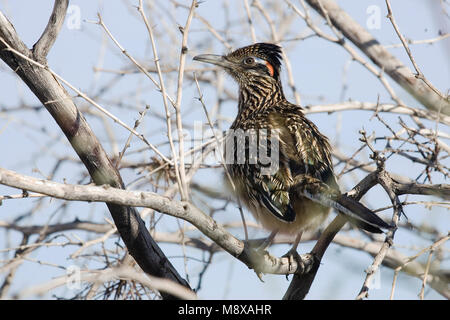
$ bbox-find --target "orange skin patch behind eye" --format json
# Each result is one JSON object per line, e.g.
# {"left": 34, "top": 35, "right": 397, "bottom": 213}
{"left": 265, "top": 61, "right": 274, "bottom": 77}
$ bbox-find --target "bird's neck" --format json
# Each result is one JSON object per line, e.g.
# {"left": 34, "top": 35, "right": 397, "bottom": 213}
{"left": 237, "top": 78, "right": 285, "bottom": 114}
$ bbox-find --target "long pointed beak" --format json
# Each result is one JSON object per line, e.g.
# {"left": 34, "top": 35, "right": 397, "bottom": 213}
{"left": 193, "top": 54, "right": 234, "bottom": 69}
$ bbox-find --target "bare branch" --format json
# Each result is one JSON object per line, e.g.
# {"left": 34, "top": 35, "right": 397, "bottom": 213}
{"left": 304, "top": 102, "right": 450, "bottom": 126}
{"left": 304, "top": 0, "right": 450, "bottom": 116}
{"left": 0, "top": 167, "right": 315, "bottom": 276}
{"left": 17, "top": 266, "right": 197, "bottom": 300}
{"left": 385, "top": 0, "right": 447, "bottom": 101}
{"left": 0, "top": 9, "right": 190, "bottom": 299}
{"left": 32, "top": 0, "right": 69, "bottom": 62}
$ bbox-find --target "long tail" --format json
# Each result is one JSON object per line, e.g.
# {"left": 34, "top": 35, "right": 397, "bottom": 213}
{"left": 335, "top": 194, "right": 392, "bottom": 233}
{"left": 301, "top": 190, "right": 393, "bottom": 233}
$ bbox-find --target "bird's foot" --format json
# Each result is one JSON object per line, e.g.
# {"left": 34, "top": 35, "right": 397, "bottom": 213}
{"left": 251, "top": 246, "right": 279, "bottom": 282}
{"left": 254, "top": 246, "right": 277, "bottom": 266}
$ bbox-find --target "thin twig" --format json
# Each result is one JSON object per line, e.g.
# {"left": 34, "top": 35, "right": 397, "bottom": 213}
{"left": 385, "top": 0, "right": 448, "bottom": 101}
{"left": 137, "top": 0, "right": 185, "bottom": 198}
{"left": 0, "top": 36, "right": 171, "bottom": 165}
{"left": 172, "top": 0, "right": 198, "bottom": 200}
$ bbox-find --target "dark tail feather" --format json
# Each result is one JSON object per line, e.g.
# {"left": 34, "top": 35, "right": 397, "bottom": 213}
{"left": 299, "top": 189, "right": 392, "bottom": 233}
{"left": 336, "top": 195, "right": 393, "bottom": 233}
{"left": 345, "top": 217, "right": 384, "bottom": 233}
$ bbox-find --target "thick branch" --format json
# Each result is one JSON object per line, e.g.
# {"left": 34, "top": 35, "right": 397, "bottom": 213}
{"left": 32, "top": 0, "right": 69, "bottom": 62}
{"left": 0, "top": 167, "right": 315, "bottom": 276}
{"left": 283, "top": 215, "right": 346, "bottom": 300}
{"left": 282, "top": 171, "right": 379, "bottom": 300}
{"left": 0, "top": 8, "right": 190, "bottom": 299}
{"left": 394, "top": 182, "right": 450, "bottom": 200}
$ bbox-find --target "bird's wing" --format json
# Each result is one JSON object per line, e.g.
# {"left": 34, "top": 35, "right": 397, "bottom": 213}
{"left": 239, "top": 107, "right": 337, "bottom": 223}
{"left": 268, "top": 107, "right": 338, "bottom": 190}
{"left": 268, "top": 106, "right": 392, "bottom": 232}
{"left": 225, "top": 119, "right": 297, "bottom": 222}
{"left": 248, "top": 165, "right": 296, "bottom": 222}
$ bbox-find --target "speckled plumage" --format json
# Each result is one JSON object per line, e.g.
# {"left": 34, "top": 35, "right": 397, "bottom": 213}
{"left": 194, "top": 43, "right": 391, "bottom": 237}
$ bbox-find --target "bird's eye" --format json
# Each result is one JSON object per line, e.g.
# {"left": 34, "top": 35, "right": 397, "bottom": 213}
{"left": 243, "top": 57, "right": 255, "bottom": 65}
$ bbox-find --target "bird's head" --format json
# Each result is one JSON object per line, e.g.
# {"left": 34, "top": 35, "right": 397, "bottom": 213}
{"left": 194, "top": 43, "right": 283, "bottom": 86}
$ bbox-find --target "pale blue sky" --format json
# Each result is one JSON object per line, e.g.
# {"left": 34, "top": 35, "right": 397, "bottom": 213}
{"left": 0, "top": 0, "right": 448, "bottom": 299}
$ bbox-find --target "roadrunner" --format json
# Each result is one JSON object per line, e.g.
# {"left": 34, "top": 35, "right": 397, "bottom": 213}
{"left": 194, "top": 43, "right": 391, "bottom": 258}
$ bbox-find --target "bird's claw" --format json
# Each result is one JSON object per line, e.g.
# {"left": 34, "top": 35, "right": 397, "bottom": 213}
{"left": 282, "top": 248, "right": 304, "bottom": 275}
{"left": 255, "top": 271, "right": 265, "bottom": 282}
